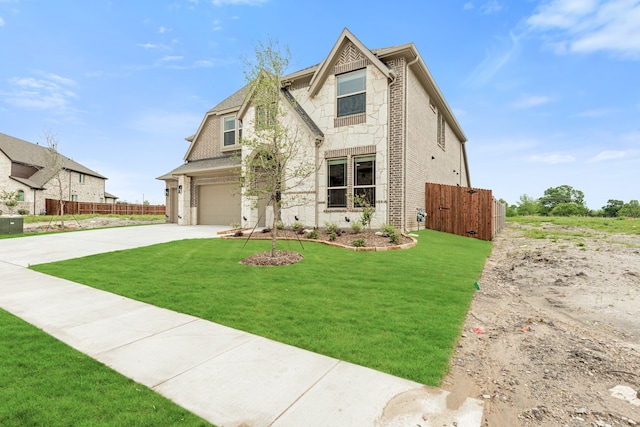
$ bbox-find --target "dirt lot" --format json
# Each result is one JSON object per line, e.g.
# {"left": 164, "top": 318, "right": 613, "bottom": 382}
{"left": 22, "top": 216, "right": 166, "bottom": 232}
{"left": 443, "top": 222, "right": 640, "bottom": 426}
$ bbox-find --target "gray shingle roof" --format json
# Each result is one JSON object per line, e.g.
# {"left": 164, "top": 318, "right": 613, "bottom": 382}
{"left": 157, "top": 155, "right": 240, "bottom": 180}
{"left": 0, "top": 132, "right": 107, "bottom": 190}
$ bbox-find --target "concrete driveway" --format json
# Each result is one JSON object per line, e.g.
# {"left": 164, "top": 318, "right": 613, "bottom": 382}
{"left": 0, "top": 224, "right": 483, "bottom": 426}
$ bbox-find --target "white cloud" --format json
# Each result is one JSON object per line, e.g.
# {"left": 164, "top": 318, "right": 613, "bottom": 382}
{"left": 526, "top": 0, "right": 640, "bottom": 59}
{"left": 481, "top": 0, "right": 503, "bottom": 14}
{"left": 211, "top": 0, "right": 267, "bottom": 5}
{"left": 127, "top": 110, "right": 202, "bottom": 136}
{"left": 137, "top": 43, "right": 158, "bottom": 49}
{"left": 589, "top": 150, "right": 626, "bottom": 162}
{"left": 465, "top": 32, "right": 522, "bottom": 85}
{"left": 2, "top": 73, "right": 78, "bottom": 111}
{"left": 158, "top": 26, "right": 167, "bottom": 34}
{"left": 571, "top": 108, "right": 616, "bottom": 118}
{"left": 528, "top": 153, "right": 576, "bottom": 164}
{"left": 160, "top": 55, "right": 183, "bottom": 62}
{"left": 0, "top": 16, "right": 4, "bottom": 26}
{"left": 511, "top": 95, "right": 553, "bottom": 108}
{"left": 464, "top": 2, "right": 474, "bottom": 10}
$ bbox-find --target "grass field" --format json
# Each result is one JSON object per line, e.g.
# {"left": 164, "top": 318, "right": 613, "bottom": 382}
{"left": 32, "top": 228, "right": 492, "bottom": 386}
{"left": 0, "top": 309, "right": 211, "bottom": 427}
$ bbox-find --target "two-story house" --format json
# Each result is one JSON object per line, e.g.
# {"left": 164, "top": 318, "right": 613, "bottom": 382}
{"left": 0, "top": 132, "right": 111, "bottom": 215}
{"left": 158, "top": 28, "right": 470, "bottom": 231}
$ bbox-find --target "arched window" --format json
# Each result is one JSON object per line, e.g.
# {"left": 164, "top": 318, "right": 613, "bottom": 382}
{"left": 17, "top": 190, "right": 25, "bottom": 202}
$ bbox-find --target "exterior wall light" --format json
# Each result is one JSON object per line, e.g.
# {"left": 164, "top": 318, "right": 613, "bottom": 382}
{"left": 178, "top": 185, "right": 183, "bottom": 194}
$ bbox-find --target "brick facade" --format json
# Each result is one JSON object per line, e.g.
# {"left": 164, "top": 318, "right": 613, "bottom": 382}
{"left": 387, "top": 57, "right": 406, "bottom": 228}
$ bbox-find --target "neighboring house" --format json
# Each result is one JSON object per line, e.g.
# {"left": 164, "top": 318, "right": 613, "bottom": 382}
{"left": 0, "top": 132, "right": 112, "bottom": 215}
{"left": 158, "top": 28, "right": 470, "bottom": 231}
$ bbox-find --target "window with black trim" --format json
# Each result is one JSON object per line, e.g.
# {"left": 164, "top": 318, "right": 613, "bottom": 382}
{"left": 337, "top": 69, "right": 366, "bottom": 117}
{"left": 327, "top": 158, "right": 347, "bottom": 208}
{"left": 79, "top": 173, "right": 85, "bottom": 183}
{"left": 354, "top": 155, "right": 375, "bottom": 207}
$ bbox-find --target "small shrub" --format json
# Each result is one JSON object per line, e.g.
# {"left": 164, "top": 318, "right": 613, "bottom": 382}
{"left": 276, "top": 221, "right": 285, "bottom": 230}
{"left": 306, "top": 229, "right": 319, "bottom": 239}
{"left": 230, "top": 221, "right": 240, "bottom": 230}
{"left": 18, "top": 209, "right": 29, "bottom": 215}
{"left": 328, "top": 232, "right": 337, "bottom": 241}
{"left": 351, "top": 238, "right": 366, "bottom": 247}
{"left": 292, "top": 221, "right": 304, "bottom": 231}
{"left": 380, "top": 223, "right": 395, "bottom": 237}
{"left": 389, "top": 231, "right": 401, "bottom": 245}
{"left": 325, "top": 221, "right": 339, "bottom": 233}
{"left": 350, "top": 221, "right": 363, "bottom": 233}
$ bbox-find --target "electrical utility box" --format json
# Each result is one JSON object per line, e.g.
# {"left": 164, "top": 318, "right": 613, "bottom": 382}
{"left": 0, "top": 217, "right": 24, "bottom": 235}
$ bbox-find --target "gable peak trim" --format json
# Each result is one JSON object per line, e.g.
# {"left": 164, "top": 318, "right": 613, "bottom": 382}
{"left": 308, "top": 28, "right": 395, "bottom": 98}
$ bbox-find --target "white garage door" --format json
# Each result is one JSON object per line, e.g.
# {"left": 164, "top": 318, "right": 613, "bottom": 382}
{"left": 198, "top": 183, "right": 240, "bottom": 225}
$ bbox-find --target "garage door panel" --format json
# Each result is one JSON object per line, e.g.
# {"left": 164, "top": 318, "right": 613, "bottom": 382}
{"left": 198, "top": 183, "right": 240, "bottom": 225}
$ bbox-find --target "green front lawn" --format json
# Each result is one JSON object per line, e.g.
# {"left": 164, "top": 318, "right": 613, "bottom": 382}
{"left": 0, "top": 309, "right": 211, "bottom": 427}
{"left": 32, "top": 229, "right": 492, "bottom": 386}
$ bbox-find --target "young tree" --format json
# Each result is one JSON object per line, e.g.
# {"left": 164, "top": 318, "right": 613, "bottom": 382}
{"left": 240, "top": 39, "right": 316, "bottom": 258}
{"left": 43, "top": 132, "right": 69, "bottom": 229}
{"left": 0, "top": 190, "right": 20, "bottom": 215}
{"left": 516, "top": 194, "right": 539, "bottom": 216}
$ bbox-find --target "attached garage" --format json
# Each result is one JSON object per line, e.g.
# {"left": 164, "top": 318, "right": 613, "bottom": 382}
{"left": 198, "top": 183, "right": 240, "bottom": 225}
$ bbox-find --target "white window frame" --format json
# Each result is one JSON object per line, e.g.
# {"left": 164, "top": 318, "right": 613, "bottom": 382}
{"left": 222, "top": 115, "right": 242, "bottom": 150}
{"left": 79, "top": 173, "right": 86, "bottom": 183}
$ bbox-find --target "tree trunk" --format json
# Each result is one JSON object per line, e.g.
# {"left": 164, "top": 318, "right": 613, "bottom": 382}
{"left": 59, "top": 200, "right": 65, "bottom": 230}
{"left": 270, "top": 198, "right": 278, "bottom": 257}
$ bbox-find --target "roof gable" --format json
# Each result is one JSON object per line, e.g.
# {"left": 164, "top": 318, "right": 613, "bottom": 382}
{"left": 0, "top": 132, "right": 107, "bottom": 184}
{"left": 308, "top": 28, "right": 395, "bottom": 98}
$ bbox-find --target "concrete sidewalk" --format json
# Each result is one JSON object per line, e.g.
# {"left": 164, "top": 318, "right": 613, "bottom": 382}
{"left": 0, "top": 224, "right": 483, "bottom": 426}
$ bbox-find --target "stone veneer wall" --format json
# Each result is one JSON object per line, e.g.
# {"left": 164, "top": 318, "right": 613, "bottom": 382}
{"left": 387, "top": 57, "right": 406, "bottom": 229}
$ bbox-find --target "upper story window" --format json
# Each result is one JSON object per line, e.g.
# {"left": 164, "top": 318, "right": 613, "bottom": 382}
{"left": 223, "top": 116, "right": 241, "bottom": 147}
{"left": 337, "top": 69, "right": 366, "bottom": 117}
{"left": 256, "top": 104, "right": 277, "bottom": 130}
{"left": 79, "top": 173, "right": 86, "bottom": 183}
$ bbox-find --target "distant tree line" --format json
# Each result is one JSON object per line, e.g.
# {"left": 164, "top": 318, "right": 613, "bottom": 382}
{"left": 501, "top": 185, "right": 639, "bottom": 218}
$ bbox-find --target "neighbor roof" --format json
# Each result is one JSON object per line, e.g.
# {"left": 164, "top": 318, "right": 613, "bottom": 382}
{"left": 0, "top": 132, "right": 107, "bottom": 190}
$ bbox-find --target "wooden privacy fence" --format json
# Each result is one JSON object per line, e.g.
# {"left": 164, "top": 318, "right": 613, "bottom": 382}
{"left": 425, "top": 183, "right": 505, "bottom": 241}
{"left": 46, "top": 199, "right": 166, "bottom": 216}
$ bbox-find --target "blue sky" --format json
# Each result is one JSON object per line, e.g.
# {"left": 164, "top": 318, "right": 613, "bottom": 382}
{"left": 0, "top": 0, "right": 638, "bottom": 208}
